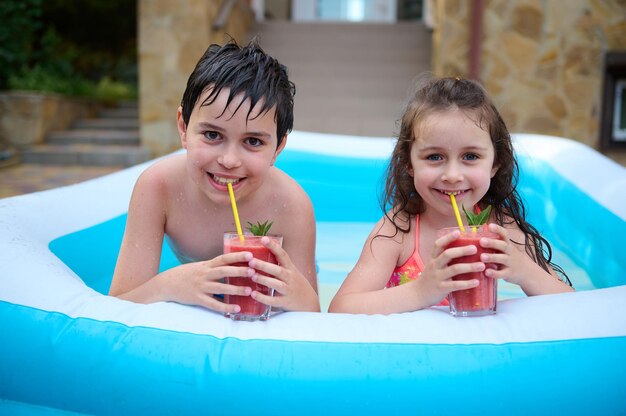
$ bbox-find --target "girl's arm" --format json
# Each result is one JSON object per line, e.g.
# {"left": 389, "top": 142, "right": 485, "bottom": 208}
{"left": 480, "top": 223, "right": 575, "bottom": 296}
{"left": 328, "top": 218, "right": 404, "bottom": 314}
{"left": 328, "top": 218, "right": 479, "bottom": 314}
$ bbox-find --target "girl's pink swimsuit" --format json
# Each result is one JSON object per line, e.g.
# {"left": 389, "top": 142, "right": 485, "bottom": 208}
{"left": 386, "top": 215, "right": 449, "bottom": 306}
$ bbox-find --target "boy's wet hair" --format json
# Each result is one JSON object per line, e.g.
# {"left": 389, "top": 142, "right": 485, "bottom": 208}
{"left": 382, "top": 76, "right": 570, "bottom": 285}
{"left": 180, "top": 39, "right": 295, "bottom": 147}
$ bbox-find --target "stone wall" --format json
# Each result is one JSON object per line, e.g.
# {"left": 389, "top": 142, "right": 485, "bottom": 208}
{"left": 432, "top": 0, "right": 626, "bottom": 166}
{"left": 0, "top": 91, "right": 100, "bottom": 149}
{"left": 139, "top": 0, "right": 253, "bottom": 156}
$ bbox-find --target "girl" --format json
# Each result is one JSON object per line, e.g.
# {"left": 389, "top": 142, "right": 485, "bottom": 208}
{"left": 329, "top": 77, "right": 573, "bottom": 315}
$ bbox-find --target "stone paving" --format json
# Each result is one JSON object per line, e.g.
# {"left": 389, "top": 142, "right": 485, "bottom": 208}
{"left": 0, "top": 163, "right": 123, "bottom": 199}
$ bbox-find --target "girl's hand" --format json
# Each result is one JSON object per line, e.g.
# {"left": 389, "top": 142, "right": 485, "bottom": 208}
{"left": 158, "top": 251, "right": 256, "bottom": 314}
{"left": 479, "top": 223, "right": 544, "bottom": 287}
{"left": 247, "top": 237, "right": 321, "bottom": 312}
{"left": 415, "top": 230, "right": 484, "bottom": 306}
{"left": 459, "top": 223, "right": 573, "bottom": 296}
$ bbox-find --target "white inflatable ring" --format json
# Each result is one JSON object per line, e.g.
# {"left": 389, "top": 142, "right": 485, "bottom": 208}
{"left": 1, "top": 132, "right": 625, "bottom": 415}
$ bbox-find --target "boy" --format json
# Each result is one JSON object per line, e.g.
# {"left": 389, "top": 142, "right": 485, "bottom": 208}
{"left": 109, "top": 41, "right": 320, "bottom": 313}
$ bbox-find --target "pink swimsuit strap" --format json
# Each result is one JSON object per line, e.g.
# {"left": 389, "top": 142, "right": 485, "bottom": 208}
{"left": 386, "top": 216, "right": 449, "bottom": 306}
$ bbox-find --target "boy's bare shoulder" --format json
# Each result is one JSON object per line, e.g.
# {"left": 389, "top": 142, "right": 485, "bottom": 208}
{"left": 134, "top": 154, "right": 186, "bottom": 195}
{"left": 256, "top": 168, "right": 314, "bottom": 236}
{"left": 269, "top": 167, "right": 313, "bottom": 209}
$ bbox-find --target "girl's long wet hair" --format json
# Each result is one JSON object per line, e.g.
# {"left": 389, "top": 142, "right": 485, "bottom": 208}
{"left": 383, "top": 76, "right": 570, "bottom": 285}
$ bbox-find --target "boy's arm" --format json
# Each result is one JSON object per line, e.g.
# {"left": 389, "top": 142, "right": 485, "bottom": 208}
{"left": 281, "top": 192, "right": 317, "bottom": 292}
{"left": 109, "top": 167, "right": 167, "bottom": 301}
{"left": 248, "top": 177, "right": 320, "bottom": 312}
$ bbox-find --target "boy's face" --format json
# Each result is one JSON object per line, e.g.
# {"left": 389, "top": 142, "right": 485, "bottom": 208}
{"left": 178, "top": 87, "right": 286, "bottom": 205}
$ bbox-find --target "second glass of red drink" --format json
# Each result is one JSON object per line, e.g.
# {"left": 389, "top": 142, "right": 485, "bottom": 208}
{"left": 438, "top": 225, "right": 501, "bottom": 317}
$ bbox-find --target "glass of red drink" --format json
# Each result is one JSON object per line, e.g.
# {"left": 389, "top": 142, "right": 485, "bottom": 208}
{"left": 223, "top": 232, "right": 283, "bottom": 321}
{"left": 438, "top": 225, "right": 501, "bottom": 317}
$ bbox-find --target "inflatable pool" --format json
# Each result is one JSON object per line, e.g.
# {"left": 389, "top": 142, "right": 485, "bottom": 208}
{"left": 1, "top": 132, "right": 625, "bottom": 415}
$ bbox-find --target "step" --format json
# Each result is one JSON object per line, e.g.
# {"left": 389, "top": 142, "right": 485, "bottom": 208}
{"left": 115, "top": 100, "right": 139, "bottom": 109}
{"left": 73, "top": 118, "right": 139, "bottom": 130}
{"left": 253, "top": 22, "right": 430, "bottom": 50}
{"left": 254, "top": 21, "right": 428, "bottom": 39}
{"left": 0, "top": 146, "right": 20, "bottom": 169}
{"left": 255, "top": 26, "right": 429, "bottom": 59}
{"left": 294, "top": 113, "right": 398, "bottom": 137}
{"left": 252, "top": 20, "right": 431, "bottom": 137}
{"left": 294, "top": 105, "right": 402, "bottom": 137}
{"left": 47, "top": 129, "right": 140, "bottom": 146}
{"left": 292, "top": 93, "right": 408, "bottom": 137}
{"left": 292, "top": 74, "right": 418, "bottom": 99}
{"left": 21, "top": 144, "right": 151, "bottom": 167}
{"left": 98, "top": 107, "right": 139, "bottom": 119}
{"left": 263, "top": 38, "right": 427, "bottom": 57}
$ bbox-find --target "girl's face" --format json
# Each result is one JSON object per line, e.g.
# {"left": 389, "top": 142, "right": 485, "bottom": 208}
{"left": 409, "top": 108, "right": 498, "bottom": 220}
{"left": 177, "top": 87, "right": 286, "bottom": 205}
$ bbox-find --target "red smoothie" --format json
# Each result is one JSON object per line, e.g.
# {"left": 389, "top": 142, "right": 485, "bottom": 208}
{"left": 441, "top": 225, "right": 500, "bottom": 317}
{"left": 223, "top": 233, "right": 282, "bottom": 321}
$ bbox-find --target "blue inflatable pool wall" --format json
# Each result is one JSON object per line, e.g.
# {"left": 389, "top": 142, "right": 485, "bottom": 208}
{"left": 1, "top": 132, "right": 626, "bottom": 415}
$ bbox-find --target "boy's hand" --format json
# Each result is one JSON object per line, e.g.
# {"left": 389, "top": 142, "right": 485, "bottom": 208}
{"left": 160, "top": 251, "right": 255, "bottom": 314}
{"left": 247, "top": 237, "right": 320, "bottom": 312}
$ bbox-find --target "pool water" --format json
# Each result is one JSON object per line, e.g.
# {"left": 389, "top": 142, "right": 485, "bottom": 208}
{"left": 49, "top": 214, "right": 593, "bottom": 313}
{"left": 48, "top": 146, "right": 621, "bottom": 312}
{"left": 315, "top": 221, "right": 593, "bottom": 312}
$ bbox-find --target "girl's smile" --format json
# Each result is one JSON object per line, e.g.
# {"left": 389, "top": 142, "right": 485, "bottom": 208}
{"left": 437, "top": 188, "right": 467, "bottom": 196}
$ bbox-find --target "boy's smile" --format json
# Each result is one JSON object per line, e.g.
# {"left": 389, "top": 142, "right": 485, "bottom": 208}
{"left": 210, "top": 175, "right": 240, "bottom": 184}
{"left": 178, "top": 87, "right": 286, "bottom": 205}
{"left": 209, "top": 173, "right": 241, "bottom": 186}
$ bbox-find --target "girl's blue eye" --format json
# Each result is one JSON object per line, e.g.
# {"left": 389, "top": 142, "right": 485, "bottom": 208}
{"left": 464, "top": 153, "right": 479, "bottom": 161}
{"left": 426, "top": 154, "right": 443, "bottom": 161}
{"left": 205, "top": 131, "right": 219, "bottom": 140}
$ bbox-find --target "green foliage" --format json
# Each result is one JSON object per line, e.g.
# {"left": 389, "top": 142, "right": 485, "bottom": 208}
{"left": 246, "top": 221, "right": 274, "bottom": 236}
{"left": 94, "top": 77, "right": 138, "bottom": 103}
{"left": 39, "top": 0, "right": 137, "bottom": 84}
{"left": 0, "top": 0, "right": 43, "bottom": 89}
{"left": 8, "top": 66, "right": 91, "bottom": 96}
{"left": 8, "top": 68, "right": 137, "bottom": 102}
{"left": 0, "top": 0, "right": 137, "bottom": 102}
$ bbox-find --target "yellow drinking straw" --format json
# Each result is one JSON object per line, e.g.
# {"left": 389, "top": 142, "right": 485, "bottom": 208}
{"left": 449, "top": 194, "right": 466, "bottom": 232}
{"left": 227, "top": 182, "right": 244, "bottom": 241}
